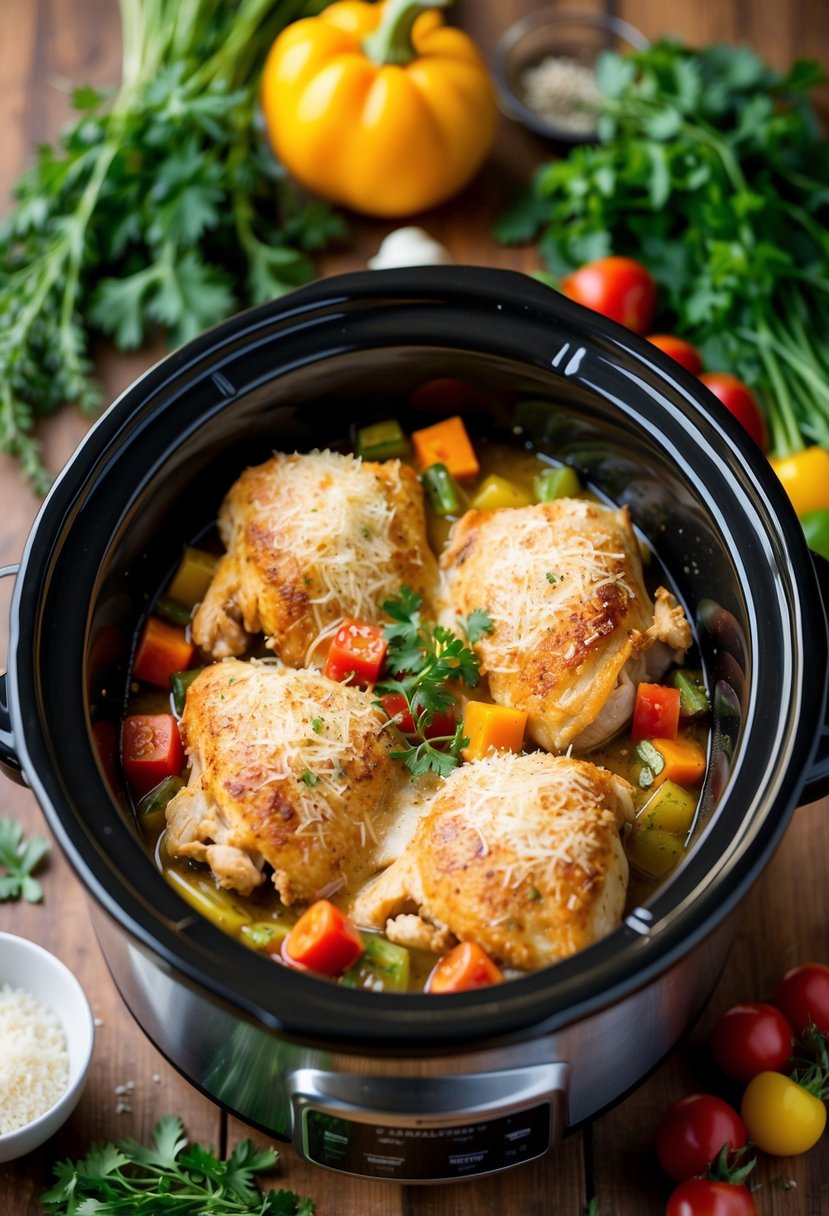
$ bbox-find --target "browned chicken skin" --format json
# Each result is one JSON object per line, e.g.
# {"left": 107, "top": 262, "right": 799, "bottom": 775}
{"left": 192, "top": 450, "right": 438, "bottom": 666}
{"left": 164, "top": 660, "right": 400, "bottom": 904}
{"left": 438, "top": 499, "right": 691, "bottom": 752}
{"left": 351, "top": 751, "right": 636, "bottom": 971}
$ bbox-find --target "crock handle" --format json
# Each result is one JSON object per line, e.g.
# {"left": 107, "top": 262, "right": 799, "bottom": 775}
{"left": 801, "top": 551, "right": 829, "bottom": 804}
{"left": 0, "top": 564, "right": 23, "bottom": 784}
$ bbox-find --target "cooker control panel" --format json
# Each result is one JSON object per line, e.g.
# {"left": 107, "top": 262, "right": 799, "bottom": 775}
{"left": 290, "top": 1062, "right": 568, "bottom": 1182}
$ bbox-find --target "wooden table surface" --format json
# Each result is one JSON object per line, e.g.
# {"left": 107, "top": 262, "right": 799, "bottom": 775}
{"left": 2, "top": 1, "right": 829, "bottom": 1212}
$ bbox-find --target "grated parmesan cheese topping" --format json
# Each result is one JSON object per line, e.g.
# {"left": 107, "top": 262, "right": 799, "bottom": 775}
{"left": 450, "top": 501, "right": 637, "bottom": 677}
{"left": 434, "top": 751, "right": 618, "bottom": 893}
{"left": 0, "top": 983, "right": 69, "bottom": 1133}
{"left": 213, "top": 662, "right": 386, "bottom": 841}
{"left": 246, "top": 451, "right": 415, "bottom": 655}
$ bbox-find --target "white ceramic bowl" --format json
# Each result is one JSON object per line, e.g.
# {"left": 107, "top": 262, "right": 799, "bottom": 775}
{"left": 0, "top": 931, "right": 95, "bottom": 1162}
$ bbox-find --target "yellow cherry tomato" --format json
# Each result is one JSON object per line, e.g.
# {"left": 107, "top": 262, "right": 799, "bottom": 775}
{"left": 741, "top": 1070, "right": 827, "bottom": 1156}
{"left": 260, "top": 0, "right": 497, "bottom": 217}
{"left": 769, "top": 447, "right": 829, "bottom": 518}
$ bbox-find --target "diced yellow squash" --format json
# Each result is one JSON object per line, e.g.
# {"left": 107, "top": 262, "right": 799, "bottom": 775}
{"left": 626, "top": 827, "right": 684, "bottom": 879}
{"left": 470, "top": 474, "right": 532, "bottom": 511}
{"left": 167, "top": 547, "right": 218, "bottom": 609}
{"left": 165, "top": 868, "right": 252, "bottom": 933}
{"left": 638, "top": 779, "right": 698, "bottom": 834}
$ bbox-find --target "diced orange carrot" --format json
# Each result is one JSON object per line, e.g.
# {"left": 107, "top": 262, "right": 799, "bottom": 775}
{"left": 652, "top": 736, "right": 707, "bottom": 787}
{"left": 462, "top": 700, "right": 527, "bottom": 762}
{"left": 133, "top": 617, "right": 196, "bottom": 689}
{"left": 411, "top": 415, "right": 480, "bottom": 479}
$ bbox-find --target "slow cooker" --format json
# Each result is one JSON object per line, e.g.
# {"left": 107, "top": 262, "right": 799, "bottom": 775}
{"left": 2, "top": 267, "right": 828, "bottom": 1183}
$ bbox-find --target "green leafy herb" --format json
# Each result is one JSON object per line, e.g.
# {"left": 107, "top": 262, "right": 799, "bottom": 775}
{"left": 310, "top": 717, "right": 324, "bottom": 733}
{"left": 0, "top": 0, "right": 345, "bottom": 492}
{"left": 41, "top": 1115, "right": 314, "bottom": 1215}
{"left": 377, "top": 587, "right": 481, "bottom": 777}
{"left": 545, "top": 571, "right": 557, "bottom": 585}
{"left": 0, "top": 818, "right": 49, "bottom": 902}
{"left": 460, "top": 607, "right": 494, "bottom": 644}
{"left": 300, "top": 769, "right": 319, "bottom": 787}
{"left": 496, "top": 40, "right": 829, "bottom": 459}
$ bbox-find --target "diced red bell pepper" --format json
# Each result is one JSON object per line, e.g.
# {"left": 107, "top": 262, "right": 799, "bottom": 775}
{"left": 379, "top": 692, "right": 456, "bottom": 739}
{"left": 283, "top": 899, "right": 364, "bottom": 975}
{"left": 324, "top": 620, "right": 388, "bottom": 685}
{"left": 427, "top": 941, "right": 503, "bottom": 994}
{"left": 133, "top": 616, "right": 196, "bottom": 689}
{"left": 631, "top": 682, "right": 681, "bottom": 742}
{"left": 122, "top": 713, "right": 185, "bottom": 800}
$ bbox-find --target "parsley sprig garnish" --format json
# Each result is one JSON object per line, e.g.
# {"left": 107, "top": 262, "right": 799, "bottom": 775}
{"left": 376, "top": 588, "right": 488, "bottom": 778}
{"left": 41, "top": 1115, "right": 314, "bottom": 1215}
{"left": 0, "top": 817, "right": 49, "bottom": 903}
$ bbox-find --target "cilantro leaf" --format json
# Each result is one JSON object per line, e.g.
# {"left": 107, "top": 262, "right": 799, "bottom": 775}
{"left": 461, "top": 607, "right": 493, "bottom": 644}
{"left": 0, "top": 817, "right": 50, "bottom": 902}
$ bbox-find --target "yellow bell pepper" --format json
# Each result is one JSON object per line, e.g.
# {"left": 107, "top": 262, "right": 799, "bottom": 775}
{"left": 260, "top": 0, "right": 497, "bottom": 217}
{"left": 769, "top": 447, "right": 829, "bottom": 517}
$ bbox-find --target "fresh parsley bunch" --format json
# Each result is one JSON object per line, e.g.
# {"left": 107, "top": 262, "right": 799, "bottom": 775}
{"left": 376, "top": 587, "right": 491, "bottom": 778}
{"left": 0, "top": 0, "right": 344, "bottom": 492}
{"left": 41, "top": 1115, "right": 314, "bottom": 1215}
{"left": 496, "top": 40, "right": 829, "bottom": 459}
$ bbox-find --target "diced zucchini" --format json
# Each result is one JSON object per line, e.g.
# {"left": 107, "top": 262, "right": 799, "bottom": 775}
{"left": 422, "top": 462, "right": 463, "bottom": 516}
{"left": 137, "top": 774, "right": 184, "bottom": 836}
{"left": 341, "top": 934, "right": 411, "bottom": 992}
{"left": 167, "top": 547, "right": 218, "bottom": 609}
{"left": 165, "top": 868, "right": 252, "bottom": 933}
{"left": 355, "top": 419, "right": 409, "bottom": 460}
{"left": 638, "top": 780, "right": 698, "bottom": 835}
{"left": 534, "top": 465, "right": 581, "bottom": 502}
{"left": 155, "top": 597, "right": 192, "bottom": 627}
{"left": 668, "top": 668, "right": 710, "bottom": 718}
{"left": 240, "top": 921, "right": 290, "bottom": 954}
{"left": 171, "top": 667, "right": 204, "bottom": 715}
{"left": 626, "top": 827, "right": 684, "bottom": 879}
{"left": 470, "top": 474, "right": 532, "bottom": 511}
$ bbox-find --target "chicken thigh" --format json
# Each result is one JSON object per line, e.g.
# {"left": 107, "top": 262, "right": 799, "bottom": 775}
{"left": 192, "top": 450, "right": 438, "bottom": 666}
{"left": 351, "top": 751, "right": 635, "bottom": 971}
{"left": 438, "top": 499, "right": 691, "bottom": 752}
{"left": 165, "top": 660, "right": 400, "bottom": 904}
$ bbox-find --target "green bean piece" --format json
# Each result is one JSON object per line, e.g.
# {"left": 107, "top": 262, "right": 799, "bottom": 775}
{"left": 341, "top": 935, "right": 411, "bottom": 992}
{"left": 668, "top": 668, "right": 709, "bottom": 718}
{"left": 171, "top": 667, "right": 204, "bottom": 715}
{"left": 422, "top": 462, "right": 462, "bottom": 516}
{"left": 534, "top": 465, "right": 581, "bottom": 502}
{"left": 137, "top": 775, "right": 184, "bottom": 836}
{"left": 240, "top": 921, "right": 290, "bottom": 953}
{"left": 156, "top": 597, "right": 192, "bottom": 627}
{"left": 355, "top": 419, "right": 410, "bottom": 460}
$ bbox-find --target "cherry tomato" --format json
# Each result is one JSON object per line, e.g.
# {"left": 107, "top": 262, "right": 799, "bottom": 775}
{"left": 323, "top": 620, "right": 388, "bottom": 685}
{"left": 560, "top": 256, "right": 657, "bottom": 334}
{"left": 666, "top": 1179, "right": 756, "bottom": 1216}
{"left": 698, "top": 373, "right": 766, "bottom": 450}
{"left": 775, "top": 962, "right": 829, "bottom": 1035}
{"left": 284, "top": 900, "right": 364, "bottom": 976}
{"left": 711, "top": 1003, "right": 793, "bottom": 1082}
{"left": 656, "top": 1094, "right": 747, "bottom": 1181}
{"left": 646, "top": 334, "right": 704, "bottom": 375}
{"left": 741, "top": 1070, "right": 827, "bottom": 1155}
{"left": 426, "top": 941, "right": 503, "bottom": 994}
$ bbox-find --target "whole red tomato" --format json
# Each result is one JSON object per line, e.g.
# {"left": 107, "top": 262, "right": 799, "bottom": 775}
{"left": 711, "top": 1002, "right": 793, "bottom": 1082}
{"left": 656, "top": 1094, "right": 747, "bottom": 1181}
{"left": 698, "top": 373, "right": 766, "bottom": 450}
{"left": 666, "top": 1179, "right": 756, "bottom": 1216}
{"left": 774, "top": 962, "right": 829, "bottom": 1036}
{"left": 560, "top": 256, "right": 657, "bottom": 333}
{"left": 646, "top": 333, "right": 704, "bottom": 375}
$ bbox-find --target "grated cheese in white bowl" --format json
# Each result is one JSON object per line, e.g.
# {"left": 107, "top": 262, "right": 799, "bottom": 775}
{"left": 0, "top": 983, "right": 69, "bottom": 1133}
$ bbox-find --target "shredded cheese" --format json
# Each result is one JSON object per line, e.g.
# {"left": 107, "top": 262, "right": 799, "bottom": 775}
{"left": 435, "top": 751, "right": 618, "bottom": 894}
{"left": 0, "top": 984, "right": 69, "bottom": 1133}
{"left": 445, "top": 501, "right": 638, "bottom": 677}
{"left": 243, "top": 450, "right": 418, "bottom": 653}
